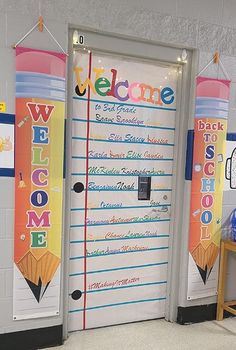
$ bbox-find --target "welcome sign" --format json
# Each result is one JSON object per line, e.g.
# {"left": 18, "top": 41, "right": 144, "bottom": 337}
{"left": 74, "top": 65, "right": 175, "bottom": 106}
{"left": 14, "top": 47, "right": 66, "bottom": 320}
{"left": 187, "top": 77, "right": 230, "bottom": 299}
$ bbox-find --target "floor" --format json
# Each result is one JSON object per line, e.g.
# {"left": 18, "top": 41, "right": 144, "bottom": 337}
{"left": 45, "top": 318, "right": 236, "bottom": 350}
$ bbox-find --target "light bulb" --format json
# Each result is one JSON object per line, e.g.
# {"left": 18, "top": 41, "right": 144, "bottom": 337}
{"left": 181, "top": 49, "right": 187, "bottom": 61}
{"left": 73, "top": 30, "right": 79, "bottom": 45}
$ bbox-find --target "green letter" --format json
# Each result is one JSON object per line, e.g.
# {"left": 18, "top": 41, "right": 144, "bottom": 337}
{"left": 31, "top": 231, "right": 48, "bottom": 248}
{"left": 32, "top": 147, "right": 49, "bottom": 166}
{"left": 95, "top": 78, "right": 111, "bottom": 96}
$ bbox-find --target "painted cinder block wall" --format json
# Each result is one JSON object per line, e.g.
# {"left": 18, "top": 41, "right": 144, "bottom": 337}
{"left": 1, "top": 0, "right": 236, "bottom": 335}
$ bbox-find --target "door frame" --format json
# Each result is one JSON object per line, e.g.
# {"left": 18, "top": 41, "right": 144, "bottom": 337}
{"left": 63, "top": 27, "right": 198, "bottom": 338}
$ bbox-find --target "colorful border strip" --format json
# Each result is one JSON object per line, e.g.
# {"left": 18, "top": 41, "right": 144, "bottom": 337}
{"left": 69, "top": 297, "right": 166, "bottom": 313}
{"left": 0, "top": 113, "right": 15, "bottom": 177}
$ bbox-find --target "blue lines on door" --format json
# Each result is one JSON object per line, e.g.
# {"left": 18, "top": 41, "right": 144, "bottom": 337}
{"left": 69, "top": 281, "right": 167, "bottom": 295}
{"left": 70, "top": 246, "right": 169, "bottom": 260}
{"left": 72, "top": 156, "right": 174, "bottom": 161}
{"left": 70, "top": 234, "right": 170, "bottom": 244}
{"left": 73, "top": 96, "right": 177, "bottom": 111}
{"left": 71, "top": 204, "right": 171, "bottom": 211}
{"left": 70, "top": 218, "right": 170, "bottom": 228}
{"left": 71, "top": 188, "right": 172, "bottom": 192}
{"left": 72, "top": 136, "right": 174, "bottom": 147}
{"left": 69, "top": 261, "right": 168, "bottom": 277}
{"left": 71, "top": 172, "right": 173, "bottom": 177}
{"left": 72, "top": 117, "right": 175, "bottom": 131}
{"left": 69, "top": 297, "right": 166, "bottom": 313}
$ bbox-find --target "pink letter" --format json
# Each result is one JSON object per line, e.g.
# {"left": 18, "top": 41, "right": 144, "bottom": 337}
{"left": 128, "top": 82, "right": 140, "bottom": 102}
{"left": 201, "top": 194, "right": 213, "bottom": 208}
{"left": 27, "top": 211, "right": 50, "bottom": 228}
{"left": 203, "top": 162, "right": 215, "bottom": 176}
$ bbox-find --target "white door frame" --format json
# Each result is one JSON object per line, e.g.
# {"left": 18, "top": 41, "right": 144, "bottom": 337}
{"left": 63, "top": 27, "right": 198, "bottom": 338}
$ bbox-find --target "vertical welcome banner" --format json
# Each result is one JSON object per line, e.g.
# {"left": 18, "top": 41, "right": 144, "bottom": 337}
{"left": 187, "top": 77, "right": 230, "bottom": 299}
{"left": 13, "top": 47, "right": 66, "bottom": 319}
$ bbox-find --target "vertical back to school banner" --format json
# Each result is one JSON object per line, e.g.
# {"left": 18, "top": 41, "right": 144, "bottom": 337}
{"left": 14, "top": 47, "right": 66, "bottom": 319}
{"left": 187, "top": 77, "right": 230, "bottom": 299}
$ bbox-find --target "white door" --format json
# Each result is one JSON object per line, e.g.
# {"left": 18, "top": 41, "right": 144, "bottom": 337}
{"left": 68, "top": 49, "right": 179, "bottom": 331}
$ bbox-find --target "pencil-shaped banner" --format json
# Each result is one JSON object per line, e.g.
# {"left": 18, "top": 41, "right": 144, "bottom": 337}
{"left": 187, "top": 77, "right": 230, "bottom": 299}
{"left": 14, "top": 47, "right": 66, "bottom": 319}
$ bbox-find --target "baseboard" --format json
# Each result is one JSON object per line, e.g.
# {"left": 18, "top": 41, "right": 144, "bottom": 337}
{"left": 177, "top": 303, "right": 235, "bottom": 324}
{"left": 177, "top": 303, "right": 217, "bottom": 324}
{"left": 0, "top": 325, "right": 63, "bottom": 350}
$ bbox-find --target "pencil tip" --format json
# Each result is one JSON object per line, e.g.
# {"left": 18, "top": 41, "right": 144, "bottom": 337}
{"left": 25, "top": 277, "right": 51, "bottom": 302}
{"left": 197, "top": 265, "right": 207, "bottom": 284}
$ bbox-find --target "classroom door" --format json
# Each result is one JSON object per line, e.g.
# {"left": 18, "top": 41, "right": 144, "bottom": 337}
{"left": 68, "top": 50, "right": 178, "bottom": 331}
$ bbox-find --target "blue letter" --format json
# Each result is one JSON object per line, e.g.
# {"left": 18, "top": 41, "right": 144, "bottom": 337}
{"left": 161, "top": 87, "right": 174, "bottom": 105}
{"left": 32, "top": 126, "right": 49, "bottom": 144}
{"left": 206, "top": 145, "right": 215, "bottom": 159}
{"left": 201, "top": 178, "right": 215, "bottom": 192}
{"left": 31, "top": 190, "right": 48, "bottom": 207}
{"left": 201, "top": 210, "right": 213, "bottom": 224}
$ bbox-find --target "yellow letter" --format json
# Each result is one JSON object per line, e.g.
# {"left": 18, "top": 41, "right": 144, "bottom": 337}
{"left": 74, "top": 67, "right": 105, "bottom": 94}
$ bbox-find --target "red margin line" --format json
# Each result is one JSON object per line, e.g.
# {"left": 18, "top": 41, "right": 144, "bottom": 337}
{"left": 83, "top": 51, "right": 92, "bottom": 330}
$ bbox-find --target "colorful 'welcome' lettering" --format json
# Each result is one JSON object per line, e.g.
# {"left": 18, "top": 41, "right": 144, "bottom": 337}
{"left": 74, "top": 67, "right": 175, "bottom": 105}
{"left": 26, "top": 103, "right": 54, "bottom": 249}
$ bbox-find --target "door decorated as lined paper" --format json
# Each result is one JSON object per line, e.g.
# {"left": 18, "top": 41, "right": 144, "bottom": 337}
{"left": 68, "top": 51, "right": 178, "bottom": 330}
